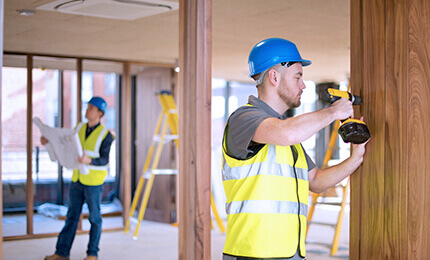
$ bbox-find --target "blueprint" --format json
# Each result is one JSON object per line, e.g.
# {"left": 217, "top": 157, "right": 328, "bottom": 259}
{"left": 33, "top": 117, "right": 89, "bottom": 175}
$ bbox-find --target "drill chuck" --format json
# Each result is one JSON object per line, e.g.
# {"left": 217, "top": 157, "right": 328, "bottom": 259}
{"left": 321, "top": 88, "right": 362, "bottom": 105}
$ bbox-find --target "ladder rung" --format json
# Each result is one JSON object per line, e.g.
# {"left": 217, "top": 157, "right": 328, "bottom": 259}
{"left": 144, "top": 169, "right": 178, "bottom": 179}
{"left": 152, "top": 169, "right": 178, "bottom": 175}
{"left": 153, "top": 135, "right": 178, "bottom": 142}
{"left": 308, "top": 221, "right": 336, "bottom": 228}
{"left": 129, "top": 217, "right": 138, "bottom": 224}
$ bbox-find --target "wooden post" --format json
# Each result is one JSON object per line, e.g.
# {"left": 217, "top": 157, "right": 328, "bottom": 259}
{"left": 121, "top": 62, "right": 132, "bottom": 225}
{"left": 178, "top": 0, "right": 212, "bottom": 259}
{"left": 76, "top": 58, "right": 83, "bottom": 231}
{"left": 26, "top": 55, "right": 34, "bottom": 235}
{"left": 350, "top": 0, "right": 430, "bottom": 259}
{"left": 0, "top": 0, "right": 4, "bottom": 258}
{"left": 77, "top": 58, "right": 82, "bottom": 123}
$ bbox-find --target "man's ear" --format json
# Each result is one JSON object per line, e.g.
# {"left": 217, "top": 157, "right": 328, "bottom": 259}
{"left": 267, "top": 69, "right": 279, "bottom": 86}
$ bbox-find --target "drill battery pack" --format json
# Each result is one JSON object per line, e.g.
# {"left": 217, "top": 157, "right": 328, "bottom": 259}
{"left": 338, "top": 118, "right": 371, "bottom": 144}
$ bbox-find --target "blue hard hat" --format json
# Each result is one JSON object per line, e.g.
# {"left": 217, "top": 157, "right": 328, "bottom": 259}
{"left": 88, "top": 97, "right": 107, "bottom": 114}
{"left": 248, "top": 38, "right": 312, "bottom": 77}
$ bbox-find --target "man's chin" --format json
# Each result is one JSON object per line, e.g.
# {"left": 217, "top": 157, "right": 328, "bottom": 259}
{"left": 293, "top": 101, "right": 301, "bottom": 108}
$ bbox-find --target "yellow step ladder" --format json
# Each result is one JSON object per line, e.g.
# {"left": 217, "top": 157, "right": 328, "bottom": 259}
{"left": 306, "top": 84, "right": 351, "bottom": 256}
{"left": 124, "top": 91, "right": 225, "bottom": 239}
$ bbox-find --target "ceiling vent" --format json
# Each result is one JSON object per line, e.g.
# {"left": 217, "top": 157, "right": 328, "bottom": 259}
{"left": 37, "top": 0, "right": 179, "bottom": 20}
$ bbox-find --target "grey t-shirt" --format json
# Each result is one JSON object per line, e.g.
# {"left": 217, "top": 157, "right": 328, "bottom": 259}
{"left": 224, "top": 95, "right": 316, "bottom": 171}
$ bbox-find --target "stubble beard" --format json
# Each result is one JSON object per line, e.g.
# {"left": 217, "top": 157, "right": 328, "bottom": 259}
{"left": 277, "top": 85, "right": 301, "bottom": 109}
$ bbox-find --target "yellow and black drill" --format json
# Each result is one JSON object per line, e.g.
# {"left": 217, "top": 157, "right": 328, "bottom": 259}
{"left": 321, "top": 88, "right": 371, "bottom": 144}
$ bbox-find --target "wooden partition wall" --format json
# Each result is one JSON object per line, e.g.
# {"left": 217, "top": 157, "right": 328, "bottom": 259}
{"left": 350, "top": 0, "right": 430, "bottom": 259}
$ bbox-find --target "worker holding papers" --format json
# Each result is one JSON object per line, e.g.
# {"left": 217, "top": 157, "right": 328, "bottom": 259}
{"left": 42, "top": 97, "right": 114, "bottom": 260}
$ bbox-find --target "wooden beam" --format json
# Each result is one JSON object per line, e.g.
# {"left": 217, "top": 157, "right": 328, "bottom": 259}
{"left": 0, "top": 1, "right": 4, "bottom": 258}
{"left": 3, "top": 227, "right": 123, "bottom": 241}
{"left": 76, "top": 58, "right": 83, "bottom": 231}
{"left": 178, "top": 0, "right": 212, "bottom": 259}
{"left": 26, "top": 55, "right": 34, "bottom": 236}
{"left": 121, "top": 62, "right": 132, "bottom": 225}
{"left": 77, "top": 58, "right": 82, "bottom": 123}
{"left": 3, "top": 51, "right": 174, "bottom": 68}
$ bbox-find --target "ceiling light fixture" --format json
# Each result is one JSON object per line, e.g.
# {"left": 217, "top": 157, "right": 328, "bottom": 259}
{"left": 174, "top": 59, "right": 180, "bottom": 73}
{"left": 54, "top": 0, "right": 85, "bottom": 10}
{"left": 18, "top": 9, "right": 35, "bottom": 16}
{"left": 113, "top": 0, "right": 172, "bottom": 10}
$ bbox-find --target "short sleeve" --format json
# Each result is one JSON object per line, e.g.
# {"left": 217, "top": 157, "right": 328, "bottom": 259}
{"left": 224, "top": 106, "right": 271, "bottom": 159}
{"left": 304, "top": 150, "right": 316, "bottom": 171}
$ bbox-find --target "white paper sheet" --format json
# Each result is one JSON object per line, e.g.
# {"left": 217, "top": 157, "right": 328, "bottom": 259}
{"left": 33, "top": 117, "right": 89, "bottom": 174}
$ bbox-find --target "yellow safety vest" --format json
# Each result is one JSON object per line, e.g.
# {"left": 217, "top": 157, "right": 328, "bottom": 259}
{"left": 72, "top": 123, "right": 109, "bottom": 186}
{"left": 222, "top": 141, "right": 309, "bottom": 258}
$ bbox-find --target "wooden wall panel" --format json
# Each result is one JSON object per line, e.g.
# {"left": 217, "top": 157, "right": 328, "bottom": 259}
{"left": 408, "top": 0, "right": 430, "bottom": 259}
{"left": 351, "top": 0, "right": 430, "bottom": 259}
{"left": 349, "top": 0, "right": 363, "bottom": 258}
{"left": 384, "top": 0, "right": 409, "bottom": 259}
{"left": 359, "top": 0, "right": 386, "bottom": 258}
{"left": 135, "top": 68, "right": 175, "bottom": 223}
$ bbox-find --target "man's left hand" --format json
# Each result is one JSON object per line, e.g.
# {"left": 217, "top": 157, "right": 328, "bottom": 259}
{"left": 350, "top": 116, "right": 369, "bottom": 161}
{"left": 78, "top": 154, "right": 92, "bottom": 164}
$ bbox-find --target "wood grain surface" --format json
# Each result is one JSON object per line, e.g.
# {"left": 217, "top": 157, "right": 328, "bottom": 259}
{"left": 350, "top": 1, "right": 363, "bottom": 259}
{"left": 178, "top": 0, "right": 212, "bottom": 259}
{"left": 384, "top": 0, "right": 408, "bottom": 259}
{"left": 351, "top": 0, "right": 430, "bottom": 259}
{"left": 26, "top": 55, "right": 34, "bottom": 235}
{"left": 360, "top": 0, "right": 386, "bottom": 258}
{"left": 407, "top": 0, "right": 430, "bottom": 259}
{"left": 121, "top": 63, "right": 132, "bottom": 226}
{"left": 0, "top": 2, "right": 3, "bottom": 255}
{"left": 135, "top": 68, "right": 176, "bottom": 223}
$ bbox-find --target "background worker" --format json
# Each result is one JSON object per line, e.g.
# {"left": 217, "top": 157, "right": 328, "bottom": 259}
{"left": 221, "top": 38, "right": 368, "bottom": 260}
{"left": 43, "top": 97, "right": 114, "bottom": 260}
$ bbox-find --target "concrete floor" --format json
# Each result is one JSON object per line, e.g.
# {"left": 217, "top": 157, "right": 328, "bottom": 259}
{"left": 3, "top": 205, "right": 349, "bottom": 260}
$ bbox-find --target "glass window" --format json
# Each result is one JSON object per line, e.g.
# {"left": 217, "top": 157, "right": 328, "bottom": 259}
{"left": 2, "top": 64, "right": 29, "bottom": 236}
{"left": 82, "top": 60, "right": 121, "bottom": 187}
{"left": 296, "top": 80, "right": 317, "bottom": 161}
{"left": 60, "top": 70, "right": 78, "bottom": 182}
{"left": 228, "top": 81, "right": 257, "bottom": 113}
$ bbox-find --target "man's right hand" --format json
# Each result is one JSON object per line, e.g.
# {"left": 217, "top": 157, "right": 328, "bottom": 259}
{"left": 40, "top": 136, "right": 48, "bottom": 145}
{"left": 329, "top": 98, "right": 354, "bottom": 120}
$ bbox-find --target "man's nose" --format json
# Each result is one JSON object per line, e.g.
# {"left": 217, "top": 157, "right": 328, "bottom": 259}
{"left": 300, "top": 80, "right": 306, "bottom": 89}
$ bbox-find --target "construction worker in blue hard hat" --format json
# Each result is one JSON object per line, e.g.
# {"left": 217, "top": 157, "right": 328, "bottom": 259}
{"left": 221, "top": 38, "right": 369, "bottom": 260}
{"left": 43, "top": 96, "right": 114, "bottom": 260}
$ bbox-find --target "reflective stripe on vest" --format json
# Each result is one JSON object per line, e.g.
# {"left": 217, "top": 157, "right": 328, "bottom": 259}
{"left": 72, "top": 123, "right": 109, "bottom": 186}
{"left": 222, "top": 142, "right": 309, "bottom": 258}
{"left": 226, "top": 200, "right": 308, "bottom": 215}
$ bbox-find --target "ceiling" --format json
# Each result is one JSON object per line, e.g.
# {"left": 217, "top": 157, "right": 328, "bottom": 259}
{"left": 4, "top": 0, "right": 350, "bottom": 84}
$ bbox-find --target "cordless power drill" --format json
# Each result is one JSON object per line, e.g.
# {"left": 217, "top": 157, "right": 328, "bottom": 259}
{"left": 320, "top": 88, "right": 371, "bottom": 144}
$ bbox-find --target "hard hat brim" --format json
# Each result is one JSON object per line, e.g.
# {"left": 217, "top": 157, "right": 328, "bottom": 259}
{"left": 249, "top": 59, "right": 312, "bottom": 77}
